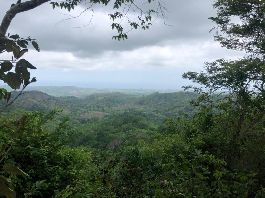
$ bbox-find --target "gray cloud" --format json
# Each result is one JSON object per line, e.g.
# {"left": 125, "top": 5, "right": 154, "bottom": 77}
{"left": 1, "top": 0, "right": 243, "bottom": 89}
{"left": 0, "top": 0, "right": 216, "bottom": 57}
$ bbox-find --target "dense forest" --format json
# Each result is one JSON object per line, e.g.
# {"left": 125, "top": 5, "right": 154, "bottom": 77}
{"left": 0, "top": 0, "right": 265, "bottom": 197}
{"left": 0, "top": 91, "right": 197, "bottom": 149}
{"left": 0, "top": 85, "right": 264, "bottom": 197}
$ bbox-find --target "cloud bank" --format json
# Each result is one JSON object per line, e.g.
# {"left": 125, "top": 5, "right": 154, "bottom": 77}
{"left": 0, "top": 0, "right": 242, "bottom": 89}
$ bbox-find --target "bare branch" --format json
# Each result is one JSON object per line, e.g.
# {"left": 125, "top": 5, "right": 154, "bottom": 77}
{"left": 5, "top": 85, "right": 28, "bottom": 108}
{"left": 0, "top": 0, "right": 50, "bottom": 36}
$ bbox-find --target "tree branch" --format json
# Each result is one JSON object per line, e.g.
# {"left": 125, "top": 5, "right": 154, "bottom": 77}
{"left": 0, "top": 0, "right": 50, "bottom": 36}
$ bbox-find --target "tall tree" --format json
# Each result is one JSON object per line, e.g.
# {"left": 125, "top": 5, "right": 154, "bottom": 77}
{"left": 183, "top": 0, "right": 265, "bottom": 171}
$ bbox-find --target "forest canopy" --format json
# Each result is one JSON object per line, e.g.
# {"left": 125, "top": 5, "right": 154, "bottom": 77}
{"left": 0, "top": 0, "right": 265, "bottom": 197}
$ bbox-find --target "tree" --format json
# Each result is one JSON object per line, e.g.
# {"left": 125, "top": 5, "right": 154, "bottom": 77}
{"left": 0, "top": 112, "right": 102, "bottom": 197}
{"left": 0, "top": 0, "right": 165, "bottom": 104}
{"left": 209, "top": 0, "right": 265, "bottom": 56}
{"left": 182, "top": 0, "right": 265, "bottom": 190}
{"left": 184, "top": 0, "right": 265, "bottom": 139}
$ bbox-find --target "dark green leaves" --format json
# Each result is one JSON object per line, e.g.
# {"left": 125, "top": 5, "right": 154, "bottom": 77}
{"left": 15, "top": 67, "right": 30, "bottom": 84}
{"left": 51, "top": 0, "right": 81, "bottom": 11}
{"left": 17, "top": 49, "right": 28, "bottom": 59}
{"left": 0, "top": 33, "right": 39, "bottom": 102}
{"left": 17, "top": 40, "right": 28, "bottom": 48}
{"left": 0, "top": 58, "right": 37, "bottom": 90}
{"left": 0, "top": 59, "right": 36, "bottom": 93}
{"left": 4, "top": 72, "right": 22, "bottom": 90}
{"left": 0, "top": 88, "right": 10, "bottom": 102}
{"left": 210, "top": 0, "right": 265, "bottom": 55}
{"left": 17, "top": 59, "right": 37, "bottom": 70}
{"left": 1, "top": 61, "right": 13, "bottom": 72}
{"left": 9, "top": 34, "right": 19, "bottom": 40}
{"left": 32, "top": 41, "right": 40, "bottom": 52}
{"left": 31, "top": 77, "right": 37, "bottom": 83}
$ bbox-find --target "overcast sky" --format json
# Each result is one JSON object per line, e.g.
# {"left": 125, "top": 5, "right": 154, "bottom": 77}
{"left": 0, "top": 0, "right": 241, "bottom": 90}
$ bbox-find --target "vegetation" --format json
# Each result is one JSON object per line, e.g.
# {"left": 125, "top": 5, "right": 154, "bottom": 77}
{"left": 0, "top": 0, "right": 265, "bottom": 197}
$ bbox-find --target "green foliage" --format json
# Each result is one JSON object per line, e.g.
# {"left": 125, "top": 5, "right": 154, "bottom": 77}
{"left": 2, "top": 0, "right": 265, "bottom": 197}
{"left": 183, "top": 58, "right": 265, "bottom": 99}
{"left": 0, "top": 112, "right": 102, "bottom": 197}
{"left": 96, "top": 132, "right": 255, "bottom": 197}
{"left": 73, "top": 110, "right": 159, "bottom": 149}
{"left": 180, "top": 0, "right": 265, "bottom": 196}
{"left": 0, "top": 86, "right": 264, "bottom": 197}
{"left": 210, "top": 0, "right": 265, "bottom": 54}
{"left": 0, "top": 34, "right": 39, "bottom": 104}
{"left": 0, "top": 91, "right": 197, "bottom": 124}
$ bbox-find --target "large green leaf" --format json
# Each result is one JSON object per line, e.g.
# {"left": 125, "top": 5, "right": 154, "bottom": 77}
{"left": 5, "top": 41, "right": 20, "bottom": 59}
{"left": 0, "top": 61, "right": 13, "bottom": 72}
{"left": 15, "top": 65, "right": 30, "bottom": 82}
{"left": 17, "top": 40, "right": 28, "bottom": 48}
{"left": 9, "top": 34, "right": 19, "bottom": 40}
{"left": 16, "top": 49, "right": 28, "bottom": 59}
{"left": 32, "top": 41, "right": 40, "bottom": 52}
{"left": 4, "top": 72, "right": 22, "bottom": 90}
{"left": 16, "top": 59, "right": 36, "bottom": 69}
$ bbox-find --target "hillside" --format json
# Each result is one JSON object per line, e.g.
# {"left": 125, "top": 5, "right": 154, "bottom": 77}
{"left": 0, "top": 90, "right": 197, "bottom": 122}
{"left": 24, "top": 86, "right": 158, "bottom": 97}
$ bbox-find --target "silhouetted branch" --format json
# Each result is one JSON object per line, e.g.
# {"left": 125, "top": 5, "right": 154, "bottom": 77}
{"left": 0, "top": 0, "right": 50, "bottom": 36}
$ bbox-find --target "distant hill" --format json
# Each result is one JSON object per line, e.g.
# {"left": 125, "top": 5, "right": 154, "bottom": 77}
{"left": 0, "top": 91, "right": 57, "bottom": 111}
{"left": 24, "top": 86, "right": 157, "bottom": 97}
{"left": 136, "top": 92, "right": 197, "bottom": 117}
{"left": 1, "top": 90, "right": 197, "bottom": 121}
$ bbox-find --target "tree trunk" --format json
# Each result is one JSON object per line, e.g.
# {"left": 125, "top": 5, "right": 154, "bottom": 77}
{"left": 0, "top": 0, "right": 50, "bottom": 36}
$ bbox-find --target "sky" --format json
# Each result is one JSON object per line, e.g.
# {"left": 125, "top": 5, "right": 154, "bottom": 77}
{"left": 0, "top": 0, "right": 242, "bottom": 90}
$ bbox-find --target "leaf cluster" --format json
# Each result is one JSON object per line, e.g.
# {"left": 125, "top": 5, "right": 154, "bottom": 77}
{"left": 210, "top": 0, "right": 265, "bottom": 55}
{"left": 0, "top": 34, "right": 39, "bottom": 104}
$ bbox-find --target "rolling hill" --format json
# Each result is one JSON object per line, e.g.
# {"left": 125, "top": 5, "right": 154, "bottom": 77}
{"left": 0, "top": 90, "right": 197, "bottom": 122}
